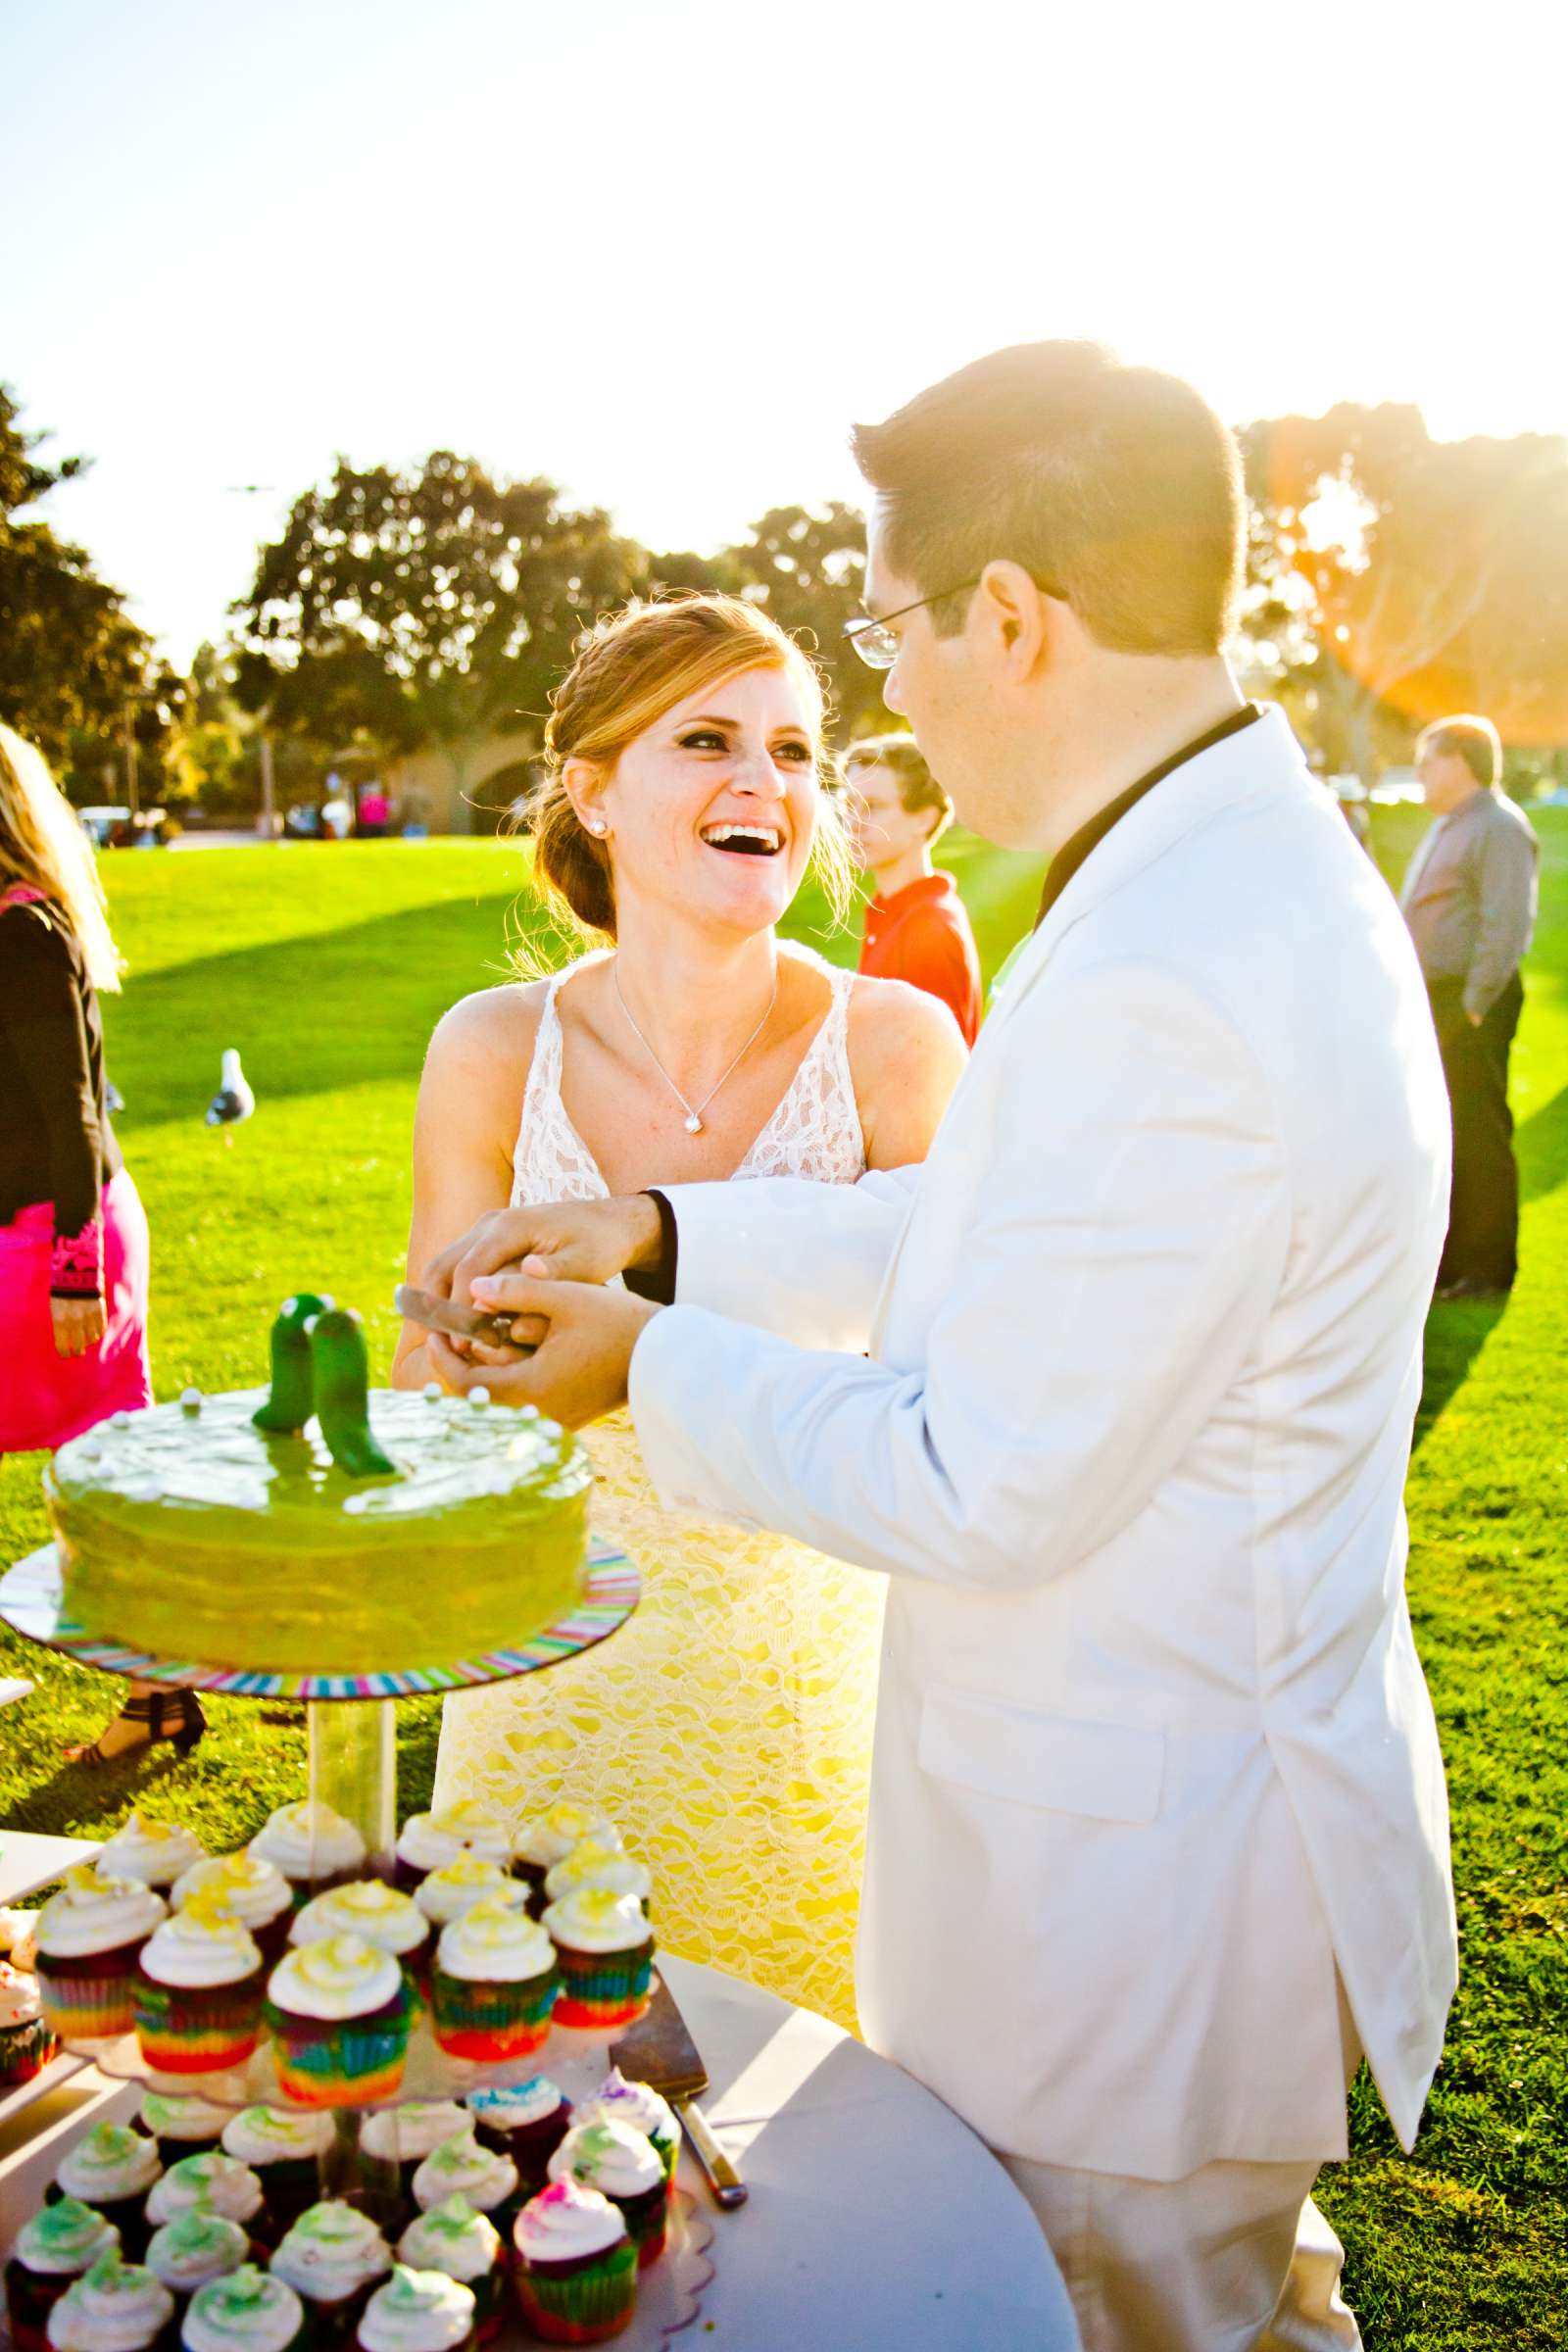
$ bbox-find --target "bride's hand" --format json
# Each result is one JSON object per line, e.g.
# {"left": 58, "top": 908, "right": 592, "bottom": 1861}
{"left": 425, "top": 1278, "right": 661, "bottom": 1428}
{"left": 423, "top": 1196, "right": 664, "bottom": 1319}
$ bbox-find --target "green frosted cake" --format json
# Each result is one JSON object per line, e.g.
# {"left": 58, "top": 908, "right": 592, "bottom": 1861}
{"left": 43, "top": 1298, "right": 592, "bottom": 1674}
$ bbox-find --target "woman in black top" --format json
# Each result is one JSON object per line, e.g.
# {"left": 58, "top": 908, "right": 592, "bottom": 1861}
{"left": 0, "top": 724, "right": 202, "bottom": 1761}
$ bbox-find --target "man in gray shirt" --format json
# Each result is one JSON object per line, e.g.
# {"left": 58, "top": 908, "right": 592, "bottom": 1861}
{"left": 1400, "top": 712, "right": 1539, "bottom": 1298}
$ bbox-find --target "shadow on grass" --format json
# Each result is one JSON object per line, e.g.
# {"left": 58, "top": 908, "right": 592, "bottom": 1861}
{"left": 1519, "top": 1083, "right": 1568, "bottom": 1203}
{"left": 1413, "top": 1294, "right": 1509, "bottom": 1453}
{"left": 0, "top": 1740, "right": 196, "bottom": 1837}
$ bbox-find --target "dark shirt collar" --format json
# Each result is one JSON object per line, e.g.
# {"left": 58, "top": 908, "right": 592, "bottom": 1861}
{"left": 1035, "top": 704, "right": 1262, "bottom": 932}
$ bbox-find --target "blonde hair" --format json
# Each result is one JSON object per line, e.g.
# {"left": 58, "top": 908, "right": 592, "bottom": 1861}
{"left": 520, "top": 595, "right": 855, "bottom": 956}
{"left": 1417, "top": 712, "right": 1501, "bottom": 791}
{"left": 0, "top": 724, "right": 124, "bottom": 992}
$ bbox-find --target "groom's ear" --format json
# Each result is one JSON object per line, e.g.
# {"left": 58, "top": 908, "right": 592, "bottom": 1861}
{"left": 974, "top": 560, "right": 1056, "bottom": 682}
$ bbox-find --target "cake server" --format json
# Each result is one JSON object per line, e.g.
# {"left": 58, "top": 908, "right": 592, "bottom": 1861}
{"left": 393, "top": 1282, "right": 534, "bottom": 1358}
{"left": 611, "top": 1973, "right": 749, "bottom": 2209}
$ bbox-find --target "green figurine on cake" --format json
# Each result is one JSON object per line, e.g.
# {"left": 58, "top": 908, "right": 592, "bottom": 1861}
{"left": 42, "top": 1294, "right": 592, "bottom": 1676}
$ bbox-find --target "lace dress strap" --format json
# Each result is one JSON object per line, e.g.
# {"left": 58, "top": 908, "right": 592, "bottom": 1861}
{"left": 734, "top": 957, "right": 865, "bottom": 1185}
{"left": 511, "top": 969, "right": 609, "bottom": 1207}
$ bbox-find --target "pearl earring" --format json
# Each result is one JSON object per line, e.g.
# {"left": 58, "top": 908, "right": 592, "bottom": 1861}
{"left": 586, "top": 819, "right": 607, "bottom": 837}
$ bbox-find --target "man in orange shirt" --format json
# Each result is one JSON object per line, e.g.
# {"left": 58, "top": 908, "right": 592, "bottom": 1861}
{"left": 845, "top": 735, "right": 982, "bottom": 1044}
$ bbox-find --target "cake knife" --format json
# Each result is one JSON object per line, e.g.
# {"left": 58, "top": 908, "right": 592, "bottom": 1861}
{"left": 611, "top": 1973, "right": 749, "bottom": 2209}
{"left": 393, "top": 1283, "right": 534, "bottom": 1358}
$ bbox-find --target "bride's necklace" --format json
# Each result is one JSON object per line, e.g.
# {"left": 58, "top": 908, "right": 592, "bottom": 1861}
{"left": 612, "top": 958, "right": 779, "bottom": 1136}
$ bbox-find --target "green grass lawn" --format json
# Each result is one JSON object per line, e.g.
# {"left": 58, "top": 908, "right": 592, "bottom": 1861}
{"left": 3, "top": 816, "right": 1566, "bottom": 2344}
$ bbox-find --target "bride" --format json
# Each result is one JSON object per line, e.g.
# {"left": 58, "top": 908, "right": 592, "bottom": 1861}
{"left": 395, "top": 593, "right": 965, "bottom": 2025}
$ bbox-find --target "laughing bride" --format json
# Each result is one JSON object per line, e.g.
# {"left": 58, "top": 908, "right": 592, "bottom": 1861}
{"left": 395, "top": 594, "right": 965, "bottom": 2026}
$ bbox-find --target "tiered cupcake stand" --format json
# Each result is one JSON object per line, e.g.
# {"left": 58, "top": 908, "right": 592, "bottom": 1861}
{"left": 0, "top": 1538, "right": 716, "bottom": 2343}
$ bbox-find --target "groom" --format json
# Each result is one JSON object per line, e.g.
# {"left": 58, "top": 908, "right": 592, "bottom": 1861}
{"left": 426, "top": 342, "right": 1458, "bottom": 2351}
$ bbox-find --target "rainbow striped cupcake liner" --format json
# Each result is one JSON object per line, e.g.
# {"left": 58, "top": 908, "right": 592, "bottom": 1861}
{"left": 514, "top": 2237, "right": 637, "bottom": 2345}
{"left": 0, "top": 2015, "right": 58, "bottom": 2085}
{"left": 429, "top": 1964, "right": 558, "bottom": 2061}
{"left": 551, "top": 1941, "right": 654, "bottom": 2031}
{"left": 265, "top": 1995, "right": 413, "bottom": 2109}
{"left": 36, "top": 1955, "right": 141, "bottom": 2041}
{"left": 132, "top": 1974, "right": 266, "bottom": 2077}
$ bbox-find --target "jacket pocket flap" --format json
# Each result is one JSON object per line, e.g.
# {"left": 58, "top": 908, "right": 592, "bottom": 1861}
{"left": 918, "top": 1688, "right": 1165, "bottom": 1824}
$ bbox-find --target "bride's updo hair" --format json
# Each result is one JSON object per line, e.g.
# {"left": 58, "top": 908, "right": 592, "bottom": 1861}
{"left": 527, "top": 594, "right": 852, "bottom": 944}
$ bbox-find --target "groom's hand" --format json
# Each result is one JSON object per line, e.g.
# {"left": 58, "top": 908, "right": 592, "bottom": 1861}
{"left": 425, "top": 1276, "right": 661, "bottom": 1428}
{"left": 424, "top": 1196, "right": 663, "bottom": 1317}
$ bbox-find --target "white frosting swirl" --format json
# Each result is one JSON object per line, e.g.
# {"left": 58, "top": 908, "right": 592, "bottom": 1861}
{"left": 220, "top": 2106, "right": 334, "bottom": 2167}
{"left": 270, "top": 2202, "right": 392, "bottom": 2300}
{"left": 249, "top": 1802, "right": 366, "bottom": 1883}
{"left": 14, "top": 2200, "right": 121, "bottom": 2277}
{"left": 144, "top": 2152, "right": 264, "bottom": 2229}
{"left": 435, "top": 1900, "right": 553, "bottom": 1985}
{"left": 358, "top": 2265, "right": 475, "bottom": 2352}
{"left": 540, "top": 1888, "right": 650, "bottom": 1956}
{"left": 290, "top": 1882, "right": 428, "bottom": 1957}
{"left": 140, "top": 2093, "right": 230, "bottom": 2145}
{"left": 57, "top": 2124, "right": 163, "bottom": 2205}
{"left": 0, "top": 1956, "right": 42, "bottom": 2027}
{"left": 396, "top": 2200, "right": 500, "bottom": 2285}
{"left": 361, "top": 2103, "right": 470, "bottom": 2166}
{"left": 465, "top": 2078, "right": 563, "bottom": 2132}
{"left": 412, "top": 2130, "right": 517, "bottom": 2217}
{"left": 181, "top": 2266, "right": 304, "bottom": 2352}
{"left": 35, "top": 1870, "right": 166, "bottom": 1960}
{"left": 172, "top": 1857, "right": 291, "bottom": 1931}
{"left": 96, "top": 1814, "right": 207, "bottom": 1889}
{"left": 547, "top": 2119, "right": 662, "bottom": 2200}
{"left": 542, "top": 1842, "right": 652, "bottom": 1906}
{"left": 395, "top": 1806, "right": 511, "bottom": 1876}
{"left": 413, "top": 1860, "right": 523, "bottom": 1929}
{"left": 137, "top": 1909, "right": 262, "bottom": 1990}
{"left": 572, "top": 2067, "right": 676, "bottom": 2148}
{"left": 512, "top": 1803, "right": 618, "bottom": 1873}
{"left": 511, "top": 2178, "right": 625, "bottom": 2264}
{"left": 46, "top": 2255, "right": 174, "bottom": 2352}
{"left": 267, "top": 1936, "right": 403, "bottom": 2022}
{"left": 145, "top": 2212, "right": 249, "bottom": 2291}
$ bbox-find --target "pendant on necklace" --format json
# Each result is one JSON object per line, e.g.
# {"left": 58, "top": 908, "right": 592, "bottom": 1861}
{"left": 684, "top": 1113, "right": 705, "bottom": 1135}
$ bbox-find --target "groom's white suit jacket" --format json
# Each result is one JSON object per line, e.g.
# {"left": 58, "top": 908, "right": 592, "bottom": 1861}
{"left": 628, "top": 706, "right": 1458, "bottom": 2181}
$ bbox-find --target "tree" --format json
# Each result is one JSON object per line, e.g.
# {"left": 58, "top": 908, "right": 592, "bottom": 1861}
{"left": 717, "top": 503, "right": 885, "bottom": 739}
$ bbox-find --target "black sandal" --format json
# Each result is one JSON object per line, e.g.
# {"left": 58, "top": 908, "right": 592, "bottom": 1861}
{"left": 68, "top": 1690, "right": 207, "bottom": 1767}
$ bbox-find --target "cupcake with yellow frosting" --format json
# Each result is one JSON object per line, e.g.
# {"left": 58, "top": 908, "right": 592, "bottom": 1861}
{"left": 44, "top": 2252, "right": 173, "bottom": 2352}
{"left": 289, "top": 1884, "right": 432, "bottom": 2002}
{"left": 269, "top": 2201, "right": 392, "bottom": 2341}
{"left": 220, "top": 2109, "right": 336, "bottom": 2244}
{"left": 547, "top": 2121, "right": 667, "bottom": 2269}
{"left": 182, "top": 2266, "right": 305, "bottom": 2352}
{"left": 540, "top": 1844, "right": 651, "bottom": 1917}
{"left": 265, "top": 1938, "right": 414, "bottom": 2108}
{"left": 355, "top": 2266, "right": 474, "bottom": 2352}
{"left": 173, "top": 1857, "right": 294, "bottom": 1966}
{"left": 49, "top": 2124, "right": 162, "bottom": 2261}
{"left": 511, "top": 2180, "right": 635, "bottom": 2346}
{"left": 412, "top": 1862, "right": 524, "bottom": 1936}
{"left": 540, "top": 1892, "right": 652, "bottom": 2031}
{"left": 132, "top": 1906, "right": 267, "bottom": 2077}
{"left": 96, "top": 1814, "right": 207, "bottom": 1895}
{"left": 5, "top": 2202, "right": 122, "bottom": 2352}
{"left": 145, "top": 2211, "right": 249, "bottom": 2313}
{"left": 394, "top": 2204, "right": 502, "bottom": 2345}
{"left": 34, "top": 1870, "right": 167, "bottom": 2042}
{"left": 429, "top": 1901, "right": 556, "bottom": 2062}
{"left": 511, "top": 1805, "right": 619, "bottom": 1908}
{"left": 392, "top": 1808, "right": 511, "bottom": 1895}
{"left": 250, "top": 1806, "right": 367, "bottom": 1911}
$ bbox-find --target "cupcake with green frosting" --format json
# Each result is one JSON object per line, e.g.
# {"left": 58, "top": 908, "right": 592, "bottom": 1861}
{"left": 265, "top": 1938, "right": 414, "bottom": 2109}
{"left": 463, "top": 2078, "right": 570, "bottom": 2195}
{"left": 182, "top": 2265, "right": 305, "bottom": 2352}
{"left": 547, "top": 2120, "right": 667, "bottom": 2269}
{"left": 511, "top": 2180, "right": 635, "bottom": 2346}
{"left": 355, "top": 2266, "right": 473, "bottom": 2352}
{"left": 50, "top": 2125, "right": 162, "bottom": 2262}
{"left": 34, "top": 1870, "right": 167, "bottom": 2043}
{"left": 410, "top": 2132, "right": 517, "bottom": 2234}
{"left": 539, "top": 1891, "right": 652, "bottom": 2031}
{"left": 5, "top": 2200, "right": 122, "bottom": 2352}
{"left": 144, "top": 2152, "right": 265, "bottom": 2248}
{"left": 146, "top": 2212, "right": 249, "bottom": 2309}
{"left": 429, "top": 1901, "right": 556, "bottom": 2063}
{"left": 288, "top": 1886, "right": 431, "bottom": 2001}
{"left": 250, "top": 1805, "right": 367, "bottom": 1912}
{"left": 220, "top": 2110, "right": 335, "bottom": 2245}
{"left": 97, "top": 1814, "right": 208, "bottom": 1895}
{"left": 172, "top": 1858, "right": 294, "bottom": 1968}
{"left": 359, "top": 2105, "right": 469, "bottom": 2210}
{"left": 132, "top": 1907, "right": 267, "bottom": 2078}
{"left": 394, "top": 2204, "right": 502, "bottom": 2345}
{"left": 569, "top": 2069, "right": 678, "bottom": 2187}
{"left": 269, "top": 2202, "right": 392, "bottom": 2342}
{"left": 138, "top": 2093, "right": 230, "bottom": 2170}
{"left": 511, "top": 1805, "right": 619, "bottom": 1908}
{"left": 44, "top": 2252, "right": 173, "bottom": 2352}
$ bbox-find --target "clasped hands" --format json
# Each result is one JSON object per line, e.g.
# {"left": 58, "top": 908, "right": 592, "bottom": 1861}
{"left": 417, "top": 1196, "right": 665, "bottom": 1428}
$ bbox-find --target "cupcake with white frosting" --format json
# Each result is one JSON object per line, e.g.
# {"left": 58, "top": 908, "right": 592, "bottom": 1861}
{"left": 510, "top": 1805, "right": 618, "bottom": 1906}
{"left": 220, "top": 2110, "right": 335, "bottom": 2244}
{"left": 45, "top": 2252, "right": 173, "bottom": 2352}
{"left": 392, "top": 1809, "right": 511, "bottom": 1895}
{"left": 464, "top": 2078, "right": 570, "bottom": 2194}
{"left": 265, "top": 1938, "right": 413, "bottom": 2108}
{"left": 0, "top": 1957, "right": 56, "bottom": 2086}
{"left": 50, "top": 2125, "right": 163, "bottom": 2262}
{"left": 355, "top": 2265, "right": 474, "bottom": 2352}
{"left": 429, "top": 1901, "right": 556, "bottom": 2062}
{"left": 411, "top": 1863, "right": 524, "bottom": 1936}
{"left": 569, "top": 2068, "right": 678, "bottom": 2186}
{"left": 250, "top": 1806, "right": 367, "bottom": 1911}
{"left": 548, "top": 2119, "right": 667, "bottom": 2268}
{"left": 5, "top": 2200, "right": 122, "bottom": 2352}
{"left": 132, "top": 1907, "right": 266, "bottom": 2078}
{"left": 146, "top": 2212, "right": 248, "bottom": 2310}
{"left": 393, "top": 2206, "right": 501, "bottom": 2346}
{"left": 34, "top": 1870, "right": 167, "bottom": 2043}
{"left": 410, "top": 2132, "right": 518, "bottom": 2232}
{"left": 138, "top": 2093, "right": 230, "bottom": 2170}
{"left": 539, "top": 1890, "right": 652, "bottom": 2031}
{"left": 182, "top": 2265, "right": 305, "bottom": 2352}
{"left": 511, "top": 2179, "right": 635, "bottom": 2346}
{"left": 145, "top": 2152, "right": 265, "bottom": 2245}
{"left": 359, "top": 2106, "right": 469, "bottom": 2208}
{"left": 97, "top": 1814, "right": 207, "bottom": 1894}
{"left": 540, "top": 1842, "right": 652, "bottom": 1916}
{"left": 172, "top": 1857, "right": 294, "bottom": 1966}
{"left": 269, "top": 2201, "right": 392, "bottom": 2337}
{"left": 289, "top": 1885, "right": 431, "bottom": 2005}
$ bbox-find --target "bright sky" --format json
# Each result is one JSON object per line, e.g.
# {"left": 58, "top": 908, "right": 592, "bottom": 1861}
{"left": 7, "top": 0, "right": 1563, "bottom": 668}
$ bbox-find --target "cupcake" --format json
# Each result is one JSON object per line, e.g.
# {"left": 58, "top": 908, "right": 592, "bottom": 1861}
{"left": 50, "top": 2126, "right": 163, "bottom": 2261}
{"left": 182, "top": 2266, "right": 306, "bottom": 2352}
{"left": 138, "top": 2095, "right": 231, "bottom": 2171}
{"left": 269, "top": 2203, "right": 392, "bottom": 2342}
{"left": 220, "top": 2110, "right": 336, "bottom": 2244}
{"left": 539, "top": 1892, "right": 652, "bottom": 2032}
{"left": 356, "top": 2267, "right": 473, "bottom": 2352}
{"left": 250, "top": 1807, "right": 367, "bottom": 1910}
{"left": 359, "top": 2107, "right": 470, "bottom": 2209}
{"left": 393, "top": 2206, "right": 501, "bottom": 2346}
{"left": 265, "top": 1939, "right": 414, "bottom": 2110}
{"left": 1, "top": 1959, "right": 58, "bottom": 2085}
{"left": 540, "top": 1845, "right": 650, "bottom": 1916}
{"left": 145, "top": 2153, "right": 266, "bottom": 2248}
{"left": 97, "top": 1814, "right": 208, "bottom": 1895}
{"left": 511, "top": 2180, "right": 635, "bottom": 2346}
{"left": 411, "top": 1864, "right": 524, "bottom": 1936}
{"left": 511, "top": 1806, "right": 619, "bottom": 1907}
{"left": 547, "top": 2122, "right": 666, "bottom": 2269}
{"left": 172, "top": 1859, "right": 294, "bottom": 1967}
{"left": 410, "top": 2132, "right": 517, "bottom": 2234}
{"left": 133, "top": 1908, "right": 267, "bottom": 2077}
{"left": 289, "top": 1886, "right": 431, "bottom": 1997}
{"left": 0, "top": 1904, "right": 40, "bottom": 1971}
{"left": 4, "top": 2201, "right": 121, "bottom": 2352}
{"left": 428, "top": 1902, "right": 556, "bottom": 2062}
{"left": 45, "top": 2253, "right": 173, "bottom": 2352}
{"left": 34, "top": 1871, "right": 167, "bottom": 2042}
{"left": 146, "top": 2213, "right": 249, "bottom": 2311}
{"left": 392, "top": 1809, "right": 511, "bottom": 1895}
{"left": 463, "top": 2079, "right": 569, "bottom": 2195}
{"left": 569, "top": 2070, "right": 678, "bottom": 2187}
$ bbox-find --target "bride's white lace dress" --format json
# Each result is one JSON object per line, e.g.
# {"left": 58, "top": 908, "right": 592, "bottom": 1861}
{"left": 433, "top": 952, "right": 885, "bottom": 2027}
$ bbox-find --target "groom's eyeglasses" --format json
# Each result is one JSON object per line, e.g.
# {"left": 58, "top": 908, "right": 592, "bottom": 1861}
{"left": 843, "top": 581, "right": 980, "bottom": 669}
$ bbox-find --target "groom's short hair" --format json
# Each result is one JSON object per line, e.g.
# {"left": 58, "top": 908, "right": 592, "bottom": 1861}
{"left": 852, "top": 341, "right": 1245, "bottom": 656}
